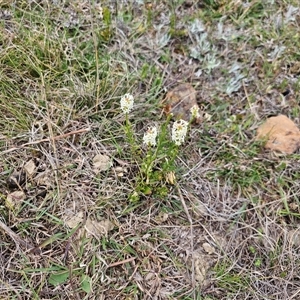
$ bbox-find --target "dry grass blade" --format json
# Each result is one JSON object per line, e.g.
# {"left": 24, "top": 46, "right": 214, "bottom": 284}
{"left": 107, "top": 257, "right": 136, "bottom": 268}
{"left": 1, "top": 127, "right": 91, "bottom": 154}
{"left": 175, "top": 183, "right": 195, "bottom": 288}
{"left": 0, "top": 219, "right": 34, "bottom": 250}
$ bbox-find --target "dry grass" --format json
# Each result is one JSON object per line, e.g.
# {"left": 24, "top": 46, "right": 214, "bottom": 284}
{"left": 1, "top": 1, "right": 300, "bottom": 299}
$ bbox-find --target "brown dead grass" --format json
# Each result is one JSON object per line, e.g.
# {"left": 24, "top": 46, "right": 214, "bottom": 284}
{"left": 1, "top": 1, "right": 300, "bottom": 300}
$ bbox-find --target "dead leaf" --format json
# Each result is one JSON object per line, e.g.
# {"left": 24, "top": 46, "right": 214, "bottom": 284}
{"left": 256, "top": 115, "right": 300, "bottom": 154}
{"left": 6, "top": 171, "right": 26, "bottom": 189}
{"left": 65, "top": 211, "right": 84, "bottom": 228}
{"left": 202, "top": 242, "right": 215, "bottom": 254}
{"left": 288, "top": 229, "right": 300, "bottom": 247}
{"left": 194, "top": 253, "right": 210, "bottom": 285}
{"left": 34, "top": 170, "right": 52, "bottom": 187}
{"left": 85, "top": 217, "right": 114, "bottom": 238}
{"left": 6, "top": 191, "right": 26, "bottom": 211}
{"left": 24, "top": 159, "right": 36, "bottom": 176}
{"left": 204, "top": 112, "right": 212, "bottom": 121}
{"left": 155, "top": 211, "right": 169, "bottom": 224}
{"left": 93, "top": 154, "right": 112, "bottom": 173}
{"left": 162, "top": 83, "right": 201, "bottom": 123}
{"left": 144, "top": 272, "right": 155, "bottom": 281}
{"left": 113, "top": 166, "right": 127, "bottom": 177}
{"left": 165, "top": 171, "right": 176, "bottom": 185}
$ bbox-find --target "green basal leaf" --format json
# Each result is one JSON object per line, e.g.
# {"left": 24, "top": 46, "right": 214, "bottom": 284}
{"left": 49, "top": 270, "right": 69, "bottom": 286}
{"left": 81, "top": 275, "right": 92, "bottom": 293}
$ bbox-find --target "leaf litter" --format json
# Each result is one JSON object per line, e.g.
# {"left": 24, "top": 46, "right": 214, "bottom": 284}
{"left": 65, "top": 211, "right": 114, "bottom": 239}
{"left": 92, "top": 154, "right": 113, "bottom": 173}
{"left": 84, "top": 217, "right": 114, "bottom": 239}
{"left": 24, "top": 159, "right": 36, "bottom": 176}
{"left": 6, "top": 190, "right": 25, "bottom": 211}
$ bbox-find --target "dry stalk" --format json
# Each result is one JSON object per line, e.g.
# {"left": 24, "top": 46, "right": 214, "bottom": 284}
{"left": 107, "top": 256, "right": 136, "bottom": 268}
{"left": 175, "top": 183, "right": 195, "bottom": 290}
{"left": 1, "top": 127, "right": 91, "bottom": 155}
{"left": 0, "top": 219, "right": 34, "bottom": 250}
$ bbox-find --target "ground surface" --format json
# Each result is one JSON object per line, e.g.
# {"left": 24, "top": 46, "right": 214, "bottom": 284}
{"left": 1, "top": 1, "right": 300, "bottom": 299}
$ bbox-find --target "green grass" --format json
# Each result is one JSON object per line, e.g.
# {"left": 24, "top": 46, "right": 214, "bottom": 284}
{"left": 1, "top": 0, "right": 300, "bottom": 299}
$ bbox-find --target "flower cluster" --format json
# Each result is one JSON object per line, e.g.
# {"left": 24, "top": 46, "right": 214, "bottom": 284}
{"left": 120, "top": 93, "right": 134, "bottom": 114}
{"left": 120, "top": 93, "right": 192, "bottom": 202}
{"left": 190, "top": 104, "right": 200, "bottom": 120}
{"left": 171, "top": 119, "right": 188, "bottom": 146}
{"left": 120, "top": 94, "right": 189, "bottom": 147}
{"left": 143, "top": 126, "right": 157, "bottom": 147}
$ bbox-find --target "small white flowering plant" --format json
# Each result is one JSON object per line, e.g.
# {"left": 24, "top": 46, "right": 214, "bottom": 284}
{"left": 143, "top": 126, "right": 157, "bottom": 147}
{"left": 120, "top": 93, "right": 139, "bottom": 155}
{"left": 120, "top": 94, "right": 197, "bottom": 202}
{"left": 120, "top": 93, "right": 134, "bottom": 114}
{"left": 172, "top": 119, "right": 189, "bottom": 146}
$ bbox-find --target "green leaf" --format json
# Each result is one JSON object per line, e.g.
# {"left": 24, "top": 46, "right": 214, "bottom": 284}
{"left": 102, "top": 7, "right": 111, "bottom": 26}
{"left": 81, "top": 275, "right": 92, "bottom": 293}
{"left": 49, "top": 271, "right": 69, "bottom": 286}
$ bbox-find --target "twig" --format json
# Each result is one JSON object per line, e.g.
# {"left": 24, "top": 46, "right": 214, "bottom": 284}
{"left": 107, "top": 257, "right": 135, "bottom": 268}
{"left": 1, "top": 127, "right": 91, "bottom": 155}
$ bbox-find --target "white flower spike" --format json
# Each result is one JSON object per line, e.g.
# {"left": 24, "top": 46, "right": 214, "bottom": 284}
{"left": 143, "top": 126, "right": 157, "bottom": 147}
{"left": 120, "top": 93, "right": 134, "bottom": 114}
{"left": 172, "top": 119, "right": 188, "bottom": 146}
{"left": 190, "top": 105, "right": 200, "bottom": 120}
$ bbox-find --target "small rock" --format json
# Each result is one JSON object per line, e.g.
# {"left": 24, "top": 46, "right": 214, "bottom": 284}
{"left": 162, "top": 83, "right": 201, "bottom": 123}
{"left": 256, "top": 115, "right": 300, "bottom": 154}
